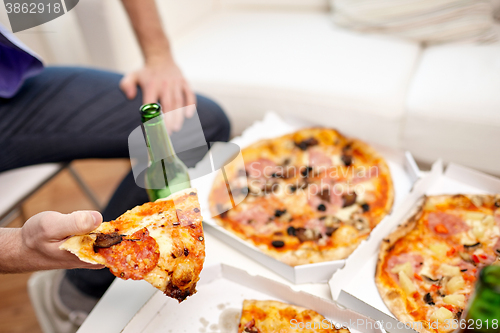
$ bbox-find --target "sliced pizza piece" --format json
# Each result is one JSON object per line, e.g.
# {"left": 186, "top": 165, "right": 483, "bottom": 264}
{"left": 60, "top": 188, "right": 205, "bottom": 302}
{"left": 238, "top": 299, "right": 350, "bottom": 333}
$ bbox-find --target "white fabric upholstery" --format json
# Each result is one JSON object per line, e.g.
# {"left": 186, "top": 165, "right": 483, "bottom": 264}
{"left": 0, "top": 164, "right": 63, "bottom": 218}
{"left": 217, "top": 0, "right": 329, "bottom": 11}
{"left": 173, "top": 10, "right": 421, "bottom": 148}
{"left": 332, "top": 0, "right": 498, "bottom": 44}
{"left": 404, "top": 41, "right": 500, "bottom": 175}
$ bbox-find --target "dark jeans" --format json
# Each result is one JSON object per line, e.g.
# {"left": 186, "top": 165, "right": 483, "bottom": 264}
{"left": 0, "top": 67, "right": 230, "bottom": 297}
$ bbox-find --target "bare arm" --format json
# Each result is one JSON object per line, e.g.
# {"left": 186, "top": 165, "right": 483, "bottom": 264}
{"left": 0, "top": 211, "right": 103, "bottom": 273}
{"left": 120, "top": 0, "right": 196, "bottom": 133}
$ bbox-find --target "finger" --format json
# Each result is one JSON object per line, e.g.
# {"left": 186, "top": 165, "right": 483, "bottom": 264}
{"left": 172, "top": 83, "right": 183, "bottom": 110}
{"left": 142, "top": 79, "right": 160, "bottom": 105}
{"left": 49, "top": 211, "right": 102, "bottom": 240}
{"left": 160, "top": 80, "right": 173, "bottom": 113}
{"left": 119, "top": 73, "right": 138, "bottom": 100}
{"left": 183, "top": 83, "right": 197, "bottom": 118}
{"left": 171, "top": 85, "right": 185, "bottom": 132}
{"left": 163, "top": 109, "right": 175, "bottom": 134}
{"left": 171, "top": 108, "right": 184, "bottom": 132}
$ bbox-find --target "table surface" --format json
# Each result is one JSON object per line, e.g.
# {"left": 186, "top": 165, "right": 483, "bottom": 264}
{"left": 77, "top": 231, "right": 332, "bottom": 333}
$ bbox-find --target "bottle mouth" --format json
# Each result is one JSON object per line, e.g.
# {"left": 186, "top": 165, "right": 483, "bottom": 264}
{"left": 480, "top": 265, "right": 500, "bottom": 293}
{"left": 140, "top": 103, "right": 162, "bottom": 121}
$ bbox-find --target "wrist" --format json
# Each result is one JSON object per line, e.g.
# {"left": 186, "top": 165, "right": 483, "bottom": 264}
{"left": 145, "top": 51, "right": 175, "bottom": 67}
{"left": 0, "top": 228, "right": 25, "bottom": 273}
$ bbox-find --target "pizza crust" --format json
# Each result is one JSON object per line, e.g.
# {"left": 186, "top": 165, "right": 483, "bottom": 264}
{"left": 375, "top": 196, "right": 426, "bottom": 331}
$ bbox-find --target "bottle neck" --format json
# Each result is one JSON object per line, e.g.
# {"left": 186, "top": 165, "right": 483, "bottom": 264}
{"left": 142, "top": 114, "right": 176, "bottom": 163}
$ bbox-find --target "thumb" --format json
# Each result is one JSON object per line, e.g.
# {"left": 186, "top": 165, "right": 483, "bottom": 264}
{"left": 51, "top": 211, "right": 103, "bottom": 239}
{"left": 120, "top": 74, "right": 138, "bottom": 100}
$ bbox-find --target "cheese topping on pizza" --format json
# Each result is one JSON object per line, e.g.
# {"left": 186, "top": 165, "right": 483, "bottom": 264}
{"left": 61, "top": 188, "right": 205, "bottom": 302}
{"left": 210, "top": 128, "right": 394, "bottom": 266}
{"left": 239, "top": 299, "right": 351, "bottom": 333}
{"left": 376, "top": 194, "right": 500, "bottom": 333}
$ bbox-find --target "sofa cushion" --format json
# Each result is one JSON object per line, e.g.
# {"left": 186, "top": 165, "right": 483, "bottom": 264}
{"left": 404, "top": 41, "right": 500, "bottom": 175}
{"left": 332, "top": 0, "right": 498, "bottom": 44}
{"left": 173, "top": 11, "right": 420, "bottom": 148}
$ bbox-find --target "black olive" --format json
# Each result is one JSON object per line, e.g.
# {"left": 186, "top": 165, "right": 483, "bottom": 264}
{"left": 341, "top": 154, "right": 352, "bottom": 166}
{"left": 463, "top": 242, "right": 481, "bottom": 249}
{"left": 342, "top": 193, "right": 357, "bottom": 207}
{"left": 461, "top": 269, "right": 468, "bottom": 272}
{"left": 275, "top": 209, "right": 287, "bottom": 217}
{"left": 301, "top": 166, "right": 313, "bottom": 177}
{"left": 189, "top": 192, "right": 196, "bottom": 196}
{"left": 184, "top": 248, "right": 189, "bottom": 256}
{"left": 193, "top": 208, "right": 200, "bottom": 213}
{"left": 171, "top": 253, "right": 177, "bottom": 259}
{"left": 289, "top": 185, "right": 297, "bottom": 193}
{"left": 272, "top": 240, "right": 285, "bottom": 248}
{"left": 361, "top": 203, "right": 370, "bottom": 212}
{"left": 271, "top": 173, "right": 279, "bottom": 178}
{"left": 295, "top": 138, "right": 318, "bottom": 150}
{"left": 173, "top": 222, "right": 180, "bottom": 226}
{"left": 317, "top": 204, "right": 326, "bottom": 212}
{"left": 424, "top": 293, "right": 434, "bottom": 305}
{"left": 325, "top": 227, "right": 337, "bottom": 237}
{"left": 287, "top": 226, "right": 296, "bottom": 236}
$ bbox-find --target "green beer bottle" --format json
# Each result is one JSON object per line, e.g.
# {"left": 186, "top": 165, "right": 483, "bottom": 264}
{"left": 140, "top": 103, "right": 191, "bottom": 201}
{"left": 455, "top": 265, "right": 500, "bottom": 333}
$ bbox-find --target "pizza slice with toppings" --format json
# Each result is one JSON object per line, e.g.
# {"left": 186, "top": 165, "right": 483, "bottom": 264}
{"left": 60, "top": 188, "right": 205, "bottom": 302}
{"left": 376, "top": 194, "right": 500, "bottom": 333}
{"left": 239, "top": 299, "right": 351, "bottom": 333}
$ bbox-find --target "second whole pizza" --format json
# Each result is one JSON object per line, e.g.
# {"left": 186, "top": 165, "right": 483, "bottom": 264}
{"left": 209, "top": 128, "right": 394, "bottom": 266}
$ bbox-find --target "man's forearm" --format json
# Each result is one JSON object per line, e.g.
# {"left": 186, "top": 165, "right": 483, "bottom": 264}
{"left": 0, "top": 228, "right": 24, "bottom": 273}
{"left": 121, "top": 0, "right": 173, "bottom": 64}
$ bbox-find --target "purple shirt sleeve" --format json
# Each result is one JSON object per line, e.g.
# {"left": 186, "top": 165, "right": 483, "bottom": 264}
{"left": 0, "top": 24, "right": 44, "bottom": 98}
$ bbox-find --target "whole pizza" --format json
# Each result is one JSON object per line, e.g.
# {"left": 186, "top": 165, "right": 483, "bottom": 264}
{"left": 209, "top": 128, "right": 394, "bottom": 266}
{"left": 376, "top": 194, "right": 500, "bottom": 333}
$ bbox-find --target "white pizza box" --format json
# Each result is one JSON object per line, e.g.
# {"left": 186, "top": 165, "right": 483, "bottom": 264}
{"left": 328, "top": 161, "right": 500, "bottom": 333}
{"left": 122, "top": 263, "right": 387, "bottom": 333}
{"left": 190, "top": 112, "right": 420, "bottom": 284}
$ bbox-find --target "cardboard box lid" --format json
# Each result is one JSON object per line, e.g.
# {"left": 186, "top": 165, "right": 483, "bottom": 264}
{"left": 122, "top": 263, "right": 387, "bottom": 333}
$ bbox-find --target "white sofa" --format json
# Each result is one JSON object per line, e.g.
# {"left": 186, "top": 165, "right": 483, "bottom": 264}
{"left": 1, "top": 0, "right": 499, "bottom": 174}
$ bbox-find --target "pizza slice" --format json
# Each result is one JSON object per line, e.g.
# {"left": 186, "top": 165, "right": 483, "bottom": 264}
{"left": 60, "top": 188, "right": 205, "bottom": 302}
{"left": 239, "top": 299, "right": 350, "bottom": 333}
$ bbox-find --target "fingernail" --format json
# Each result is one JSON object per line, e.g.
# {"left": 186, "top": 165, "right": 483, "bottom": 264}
{"left": 90, "top": 211, "right": 103, "bottom": 227}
